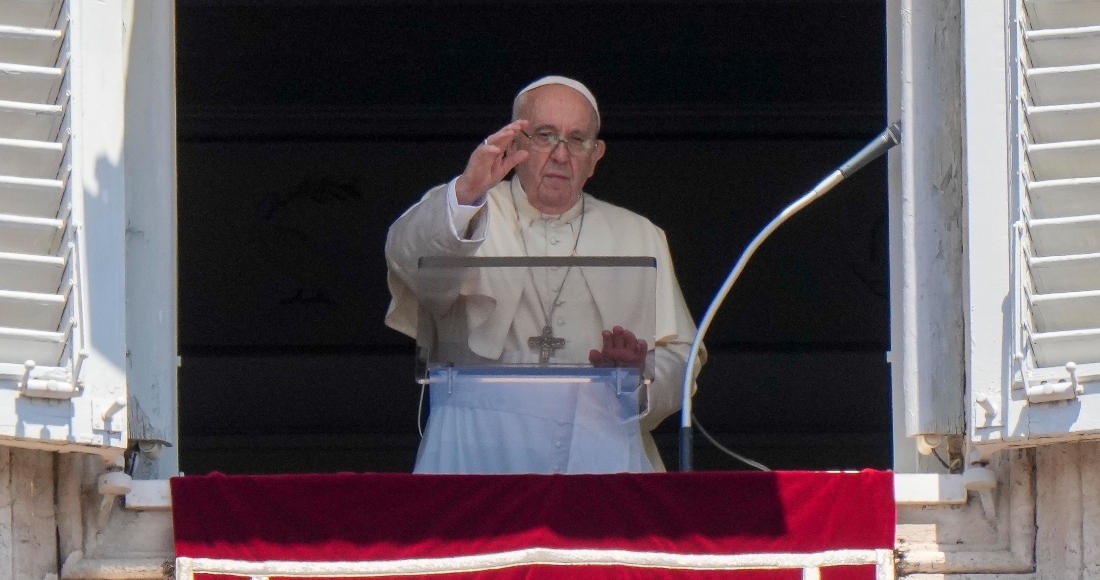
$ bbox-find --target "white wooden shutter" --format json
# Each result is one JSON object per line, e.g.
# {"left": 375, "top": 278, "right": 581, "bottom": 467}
{"left": 0, "top": 0, "right": 128, "bottom": 457}
{"left": 968, "top": 0, "right": 1100, "bottom": 449}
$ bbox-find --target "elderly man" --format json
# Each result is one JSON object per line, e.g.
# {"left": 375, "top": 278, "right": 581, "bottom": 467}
{"left": 385, "top": 76, "right": 701, "bottom": 474}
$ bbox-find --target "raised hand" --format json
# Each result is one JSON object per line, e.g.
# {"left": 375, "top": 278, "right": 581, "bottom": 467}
{"left": 454, "top": 120, "right": 530, "bottom": 205}
{"left": 589, "top": 326, "right": 648, "bottom": 372}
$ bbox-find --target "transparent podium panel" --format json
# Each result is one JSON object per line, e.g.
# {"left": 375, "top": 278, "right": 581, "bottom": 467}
{"left": 416, "top": 256, "right": 657, "bottom": 383}
{"left": 413, "top": 256, "right": 658, "bottom": 474}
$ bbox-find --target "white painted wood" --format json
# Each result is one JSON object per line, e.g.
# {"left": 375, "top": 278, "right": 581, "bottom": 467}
{"left": 1025, "top": 25, "right": 1100, "bottom": 67}
{"left": 0, "top": 176, "right": 64, "bottom": 218}
{"left": 963, "top": 1, "right": 1016, "bottom": 445}
{"left": 965, "top": 0, "right": 1100, "bottom": 447}
{"left": 0, "top": 328, "right": 64, "bottom": 366}
{"left": 0, "top": 213, "right": 62, "bottom": 254}
{"left": 0, "top": 61, "right": 61, "bottom": 103}
{"left": 886, "top": 0, "right": 922, "bottom": 473}
{"left": 1027, "top": 63, "right": 1100, "bottom": 106}
{"left": 897, "top": 0, "right": 966, "bottom": 440}
{"left": 1027, "top": 102, "right": 1100, "bottom": 145}
{"left": 1032, "top": 328, "right": 1100, "bottom": 371}
{"left": 124, "top": 480, "right": 170, "bottom": 511}
{"left": 1026, "top": 0, "right": 1100, "bottom": 30}
{"left": 1028, "top": 139, "right": 1100, "bottom": 181}
{"left": 1029, "top": 176, "right": 1100, "bottom": 218}
{"left": 0, "top": 137, "right": 64, "bottom": 179}
{"left": 1031, "top": 289, "right": 1100, "bottom": 332}
{"left": 0, "top": 289, "right": 65, "bottom": 330}
{"left": 1029, "top": 212, "right": 1100, "bottom": 255}
{"left": 122, "top": 0, "right": 179, "bottom": 478}
{"left": 0, "top": 252, "right": 65, "bottom": 294}
{"left": 65, "top": 0, "right": 130, "bottom": 453}
{"left": 0, "top": 1, "right": 61, "bottom": 30}
{"left": 0, "top": 24, "right": 62, "bottom": 67}
{"left": 1031, "top": 252, "right": 1100, "bottom": 296}
{"left": 0, "top": 100, "right": 62, "bottom": 141}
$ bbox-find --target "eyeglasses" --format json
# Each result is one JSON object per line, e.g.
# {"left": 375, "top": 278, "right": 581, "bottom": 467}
{"left": 520, "top": 130, "right": 597, "bottom": 156}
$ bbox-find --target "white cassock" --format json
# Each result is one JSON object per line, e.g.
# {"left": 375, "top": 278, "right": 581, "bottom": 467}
{"left": 385, "top": 176, "right": 704, "bottom": 473}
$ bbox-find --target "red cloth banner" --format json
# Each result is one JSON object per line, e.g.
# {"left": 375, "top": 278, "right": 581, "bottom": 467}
{"left": 171, "top": 471, "right": 894, "bottom": 580}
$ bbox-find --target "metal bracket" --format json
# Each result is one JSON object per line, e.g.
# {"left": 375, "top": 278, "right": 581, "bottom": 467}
{"left": 92, "top": 397, "right": 127, "bottom": 433}
{"left": 1024, "top": 362, "right": 1082, "bottom": 404}
{"left": 974, "top": 393, "right": 1000, "bottom": 427}
{"left": 17, "top": 360, "right": 83, "bottom": 399}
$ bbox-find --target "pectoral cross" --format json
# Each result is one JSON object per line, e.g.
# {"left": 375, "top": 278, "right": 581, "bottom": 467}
{"left": 528, "top": 325, "right": 566, "bottom": 364}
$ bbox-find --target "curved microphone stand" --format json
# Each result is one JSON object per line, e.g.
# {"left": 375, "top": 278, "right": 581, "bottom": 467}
{"left": 679, "top": 123, "right": 902, "bottom": 472}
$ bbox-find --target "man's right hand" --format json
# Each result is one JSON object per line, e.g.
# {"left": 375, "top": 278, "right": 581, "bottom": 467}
{"left": 454, "top": 120, "right": 530, "bottom": 205}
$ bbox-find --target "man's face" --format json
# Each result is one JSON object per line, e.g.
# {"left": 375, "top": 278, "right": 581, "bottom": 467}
{"left": 509, "top": 85, "right": 606, "bottom": 214}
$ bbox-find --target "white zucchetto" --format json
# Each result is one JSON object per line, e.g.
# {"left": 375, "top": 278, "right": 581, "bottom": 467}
{"left": 515, "top": 75, "right": 600, "bottom": 126}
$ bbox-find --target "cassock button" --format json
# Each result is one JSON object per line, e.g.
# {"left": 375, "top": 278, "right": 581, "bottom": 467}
{"left": 550, "top": 238, "right": 560, "bottom": 245}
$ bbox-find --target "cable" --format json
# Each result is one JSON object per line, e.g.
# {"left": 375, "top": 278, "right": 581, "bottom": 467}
{"left": 692, "top": 413, "right": 770, "bottom": 471}
{"left": 417, "top": 383, "right": 426, "bottom": 438}
{"left": 679, "top": 123, "right": 902, "bottom": 472}
{"left": 930, "top": 447, "right": 951, "bottom": 471}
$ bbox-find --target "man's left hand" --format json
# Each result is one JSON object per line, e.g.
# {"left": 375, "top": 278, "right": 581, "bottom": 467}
{"left": 589, "top": 326, "right": 648, "bottom": 371}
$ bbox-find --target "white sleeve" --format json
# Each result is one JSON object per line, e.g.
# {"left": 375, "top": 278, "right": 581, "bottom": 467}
{"left": 640, "top": 341, "right": 695, "bottom": 432}
{"left": 446, "top": 177, "right": 489, "bottom": 241}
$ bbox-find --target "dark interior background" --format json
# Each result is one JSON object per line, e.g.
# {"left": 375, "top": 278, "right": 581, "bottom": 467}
{"left": 176, "top": 0, "right": 891, "bottom": 474}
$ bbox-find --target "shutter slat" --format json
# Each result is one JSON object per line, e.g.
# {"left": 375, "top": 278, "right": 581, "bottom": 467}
{"left": 1032, "top": 328, "right": 1100, "bottom": 368}
{"left": 0, "top": 24, "right": 62, "bottom": 67}
{"left": 0, "top": 137, "right": 63, "bottom": 179}
{"left": 1026, "top": 102, "right": 1100, "bottom": 143}
{"left": 1025, "top": 25, "right": 1100, "bottom": 67}
{"left": 0, "top": 0, "right": 61, "bottom": 30}
{"left": 1025, "top": 0, "right": 1100, "bottom": 30}
{"left": 0, "top": 289, "right": 64, "bottom": 330}
{"left": 1026, "top": 63, "right": 1100, "bottom": 106}
{"left": 0, "top": 213, "right": 63, "bottom": 254}
{"left": 1029, "top": 177, "right": 1100, "bottom": 218}
{"left": 1028, "top": 138, "right": 1100, "bottom": 180}
{"left": 0, "top": 176, "right": 64, "bottom": 218}
{"left": 0, "top": 99, "right": 63, "bottom": 141}
{"left": 0, "top": 61, "right": 61, "bottom": 103}
{"left": 1031, "top": 252, "right": 1100, "bottom": 293}
{"left": 0, "top": 327, "right": 65, "bottom": 366}
{"left": 1032, "top": 290, "right": 1100, "bottom": 331}
{"left": 1029, "top": 214, "right": 1100, "bottom": 256}
{"left": 1018, "top": 0, "right": 1100, "bottom": 372}
{"left": 0, "top": 252, "right": 64, "bottom": 293}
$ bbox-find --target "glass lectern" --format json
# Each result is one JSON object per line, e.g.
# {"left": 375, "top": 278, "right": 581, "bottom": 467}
{"left": 414, "top": 256, "right": 657, "bottom": 474}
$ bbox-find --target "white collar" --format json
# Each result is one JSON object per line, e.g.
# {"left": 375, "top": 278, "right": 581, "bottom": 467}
{"left": 510, "top": 177, "right": 585, "bottom": 226}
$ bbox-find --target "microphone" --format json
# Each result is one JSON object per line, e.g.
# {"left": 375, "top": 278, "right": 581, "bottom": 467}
{"left": 679, "top": 123, "right": 902, "bottom": 472}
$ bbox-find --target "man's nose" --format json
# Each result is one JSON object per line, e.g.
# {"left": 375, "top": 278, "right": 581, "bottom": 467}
{"left": 550, "top": 141, "right": 571, "bottom": 162}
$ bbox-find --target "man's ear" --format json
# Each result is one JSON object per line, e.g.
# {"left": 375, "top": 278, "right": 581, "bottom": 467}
{"left": 587, "top": 139, "right": 607, "bottom": 178}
